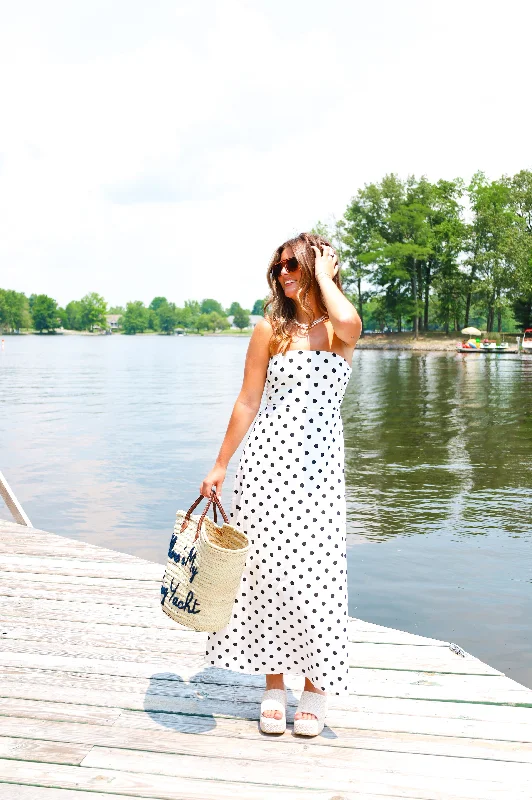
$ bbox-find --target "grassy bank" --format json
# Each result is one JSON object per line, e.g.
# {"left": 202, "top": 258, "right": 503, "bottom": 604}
{"left": 355, "top": 331, "right": 521, "bottom": 351}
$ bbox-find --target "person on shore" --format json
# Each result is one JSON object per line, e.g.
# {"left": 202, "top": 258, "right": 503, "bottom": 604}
{"left": 200, "top": 232, "right": 361, "bottom": 736}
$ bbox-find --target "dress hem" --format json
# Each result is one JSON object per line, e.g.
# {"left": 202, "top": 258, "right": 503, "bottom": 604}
{"left": 203, "top": 654, "right": 349, "bottom": 696}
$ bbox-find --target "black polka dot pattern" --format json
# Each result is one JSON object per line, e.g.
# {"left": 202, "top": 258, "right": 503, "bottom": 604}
{"left": 204, "top": 350, "right": 352, "bottom": 695}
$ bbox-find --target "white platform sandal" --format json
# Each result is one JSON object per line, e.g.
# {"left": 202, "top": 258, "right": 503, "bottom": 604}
{"left": 293, "top": 690, "right": 328, "bottom": 736}
{"left": 259, "top": 688, "right": 287, "bottom": 734}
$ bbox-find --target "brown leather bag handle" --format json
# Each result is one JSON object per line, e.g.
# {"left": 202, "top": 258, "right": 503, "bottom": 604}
{"left": 180, "top": 488, "right": 229, "bottom": 541}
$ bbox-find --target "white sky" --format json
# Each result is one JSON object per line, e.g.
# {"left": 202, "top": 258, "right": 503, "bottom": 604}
{"left": 1, "top": 0, "right": 531, "bottom": 310}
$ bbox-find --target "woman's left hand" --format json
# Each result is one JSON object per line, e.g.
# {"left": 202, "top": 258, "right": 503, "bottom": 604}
{"left": 311, "top": 245, "right": 339, "bottom": 282}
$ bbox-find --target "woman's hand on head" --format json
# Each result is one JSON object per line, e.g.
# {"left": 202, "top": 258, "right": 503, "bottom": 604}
{"left": 311, "top": 244, "right": 339, "bottom": 282}
{"left": 200, "top": 464, "right": 227, "bottom": 500}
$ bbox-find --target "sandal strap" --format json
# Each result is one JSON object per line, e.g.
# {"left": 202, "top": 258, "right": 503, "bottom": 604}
{"left": 296, "top": 690, "right": 327, "bottom": 717}
{"left": 261, "top": 688, "right": 287, "bottom": 713}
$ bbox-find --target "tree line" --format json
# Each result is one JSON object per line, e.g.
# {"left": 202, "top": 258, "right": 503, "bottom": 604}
{"left": 0, "top": 292, "right": 264, "bottom": 334}
{"left": 320, "top": 169, "right": 532, "bottom": 333}
{"left": 3, "top": 169, "right": 531, "bottom": 336}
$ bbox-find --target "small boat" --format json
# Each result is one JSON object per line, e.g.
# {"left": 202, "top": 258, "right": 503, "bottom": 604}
{"left": 480, "top": 340, "right": 509, "bottom": 351}
{"left": 522, "top": 329, "right": 532, "bottom": 353}
{"left": 457, "top": 338, "right": 516, "bottom": 354}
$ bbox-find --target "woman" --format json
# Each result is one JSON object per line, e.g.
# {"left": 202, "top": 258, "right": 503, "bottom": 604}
{"left": 201, "top": 232, "right": 361, "bottom": 736}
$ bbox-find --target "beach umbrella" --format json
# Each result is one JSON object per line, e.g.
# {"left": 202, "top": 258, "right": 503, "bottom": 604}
{"left": 461, "top": 327, "right": 482, "bottom": 336}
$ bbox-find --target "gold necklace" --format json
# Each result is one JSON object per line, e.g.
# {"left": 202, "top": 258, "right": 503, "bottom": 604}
{"left": 293, "top": 314, "right": 328, "bottom": 332}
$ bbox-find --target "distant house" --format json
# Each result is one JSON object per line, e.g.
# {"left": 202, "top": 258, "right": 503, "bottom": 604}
{"left": 227, "top": 314, "right": 264, "bottom": 330}
{"left": 105, "top": 314, "right": 122, "bottom": 331}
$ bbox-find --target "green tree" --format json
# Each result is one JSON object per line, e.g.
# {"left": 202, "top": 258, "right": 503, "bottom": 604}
{"left": 149, "top": 297, "right": 168, "bottom": 312}
{"left": 108, "top": 305, "right": 125, "bottom": 315}
{"left": 158, "top": 302, "right": 178, "bottom": 334}
{"left": 64, "top": 300, "right": 83, "bottom": 330}
{"left": 251, "top": 298, "right": 265, "bottom": 315}
{"left": 31, "top": 294, "right": 60, "bottom": 332}
{"left": 200, "top": 298, "right": 225, "bottom": 315}
{"left": 311, "top": 220, "right": 337, "bottom": 242}
{"left": 0, "top": 289, "right": 30, "bottom": 331}
{"left": 340, "top": 174, "right": 468, "bottom": 335}
{"left": 425, "top": 179, "right": 466, "bottom": 332}
{"left": 175, "top": 301, "right": 200, "bottom": 330}
{"left": 466, "top": 173, "right": 517, "bottom": 332}
{"left": 80, "top": 292, "right": 107, "bottom": 331}
{"left": 122, "top": 301, "right": 149, "bottom": 334}
{"left": 197, "top": 311, "right": 230, "bottom": 332}
{"left": 508, "top": 169, "right": 532, "bottom": 329}
{"left": 233, "top": 307, "right": 251, "bottom": 329}
{"left": 339, "top": 174, "right": 409, "bottom": 332}
{"left": 363, "top": 295, "right": 393, "bottom": 331}
{"left": 228, "top": 301, "right": 242, "bottom": 316}
{"left": 147, "top": 309, "right": 160, "bottom": 331}
{"left": 57, "top": 306, "right": 68, "bottom": 329}
{"left": 338, "top": 186, "right": 384, "bottom": 332}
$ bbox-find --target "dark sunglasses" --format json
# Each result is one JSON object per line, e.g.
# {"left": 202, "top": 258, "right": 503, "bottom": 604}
{"left": 270, "top": 257, "right": 299, "bottom": 280}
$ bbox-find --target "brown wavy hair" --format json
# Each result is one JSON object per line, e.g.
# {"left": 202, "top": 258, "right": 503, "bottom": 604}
{"left": 263, "top": 232, "right": 345, "bottom": 357}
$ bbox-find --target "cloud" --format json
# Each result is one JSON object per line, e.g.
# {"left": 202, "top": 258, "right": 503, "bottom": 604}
{"left": 0, "top": 0, "right": 531, "bottom": 308}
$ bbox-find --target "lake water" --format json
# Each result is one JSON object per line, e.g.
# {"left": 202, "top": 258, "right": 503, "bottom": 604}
{"left": 1, "top": 334, "right": 531, "bottom": 688}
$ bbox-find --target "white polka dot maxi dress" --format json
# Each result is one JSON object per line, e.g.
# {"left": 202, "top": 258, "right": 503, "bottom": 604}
{"left": 205, "top": 349, "right": 351, "bottom": 695}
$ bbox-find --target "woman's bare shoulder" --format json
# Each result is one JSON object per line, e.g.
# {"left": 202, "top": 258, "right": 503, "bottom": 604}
{"left": 250, "top": 316, "right": 273, "bottom": 350}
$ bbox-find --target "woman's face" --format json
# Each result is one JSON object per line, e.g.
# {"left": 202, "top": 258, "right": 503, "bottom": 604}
{"left": 278, "top": 245, "right": 302, "bottom": 298}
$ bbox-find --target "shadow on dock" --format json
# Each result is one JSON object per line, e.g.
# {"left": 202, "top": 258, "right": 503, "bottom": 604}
{"left": 144, "top": 668, "right": 305, "bottom": 734}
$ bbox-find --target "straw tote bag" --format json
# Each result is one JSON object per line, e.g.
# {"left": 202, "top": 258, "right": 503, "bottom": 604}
{"left": 161, "top": 489, "right": 250, "bottom": 632}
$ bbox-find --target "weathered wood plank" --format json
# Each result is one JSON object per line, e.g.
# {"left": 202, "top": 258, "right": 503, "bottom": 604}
{"left": 81, "top": 743, "right": 532, "bottom": 788}
{"left": 8, "top": 652, "right": 520, "bottom": 706}
{"left": 0, "top": 472, "right": 32, "bottom": 527}
{"left": 1, "top": 666, "right": 530, "bottom": 724}
{"left": 1, "top": 714, "right": 531, "bottom": 764}
{"left": 0, "top": 615, "right": 450, "bottom": 653}
{"left": 0, "top": 583, "right": 158, "bottom": 606}
{"left": 0, "top": 759, "right": 427, "bottom": 800}
{"left": 0, "top": 520, "right": 31, "bottom": 533}
{"left": 0, "top": 590, "right": 449, "bottom": 645}
{"left": 347, "top": 619, "right": 449, "bottom": 646}
{"left": 0, "top": 735, "right": 90, "bottom": 764}
{"left": 0, "top": 697, "right": 123, "bottom": 725}
{"left": 1, "top": 680, "right": 531, "bottom": 741}
{"left": 0, "top": 603, "right": 498, "bottom": 674}
{"left": 0, "top": 788, "right": 179, "bottom": 800}
{"left": 0, "top": 633, "right": 501, "bottom": 675}
{"left": 1, "top": 690, "right": 529, "bottom": 755}
{"left": 0, "top": 523, "right": 151, "bottom": 563}
{"left": 1, "top": 605, "right": 458, "bottom": 652}
{"left": 2, "top": 659, "right": 528, "bottom": 707}
{"left": 0, "top": 520, "right": 530, "bottom": 800}
{"left": 1, "top": 650, "right": 519, "bottom": 711}
{"left": 0, "top": 538, "right": 145, "bottom": 564}
{"left": 0, "top": 571, "right": 161, "bottom": 590}
{"left": 0, "top": 554, "right": 162, "bottom": 580}
{"left": 0, "top": 787, "right": 178, "bottom": 800}
{"left": 0, "top": 616, "right": 500, "bottom": 679}
{"left": 0, "top": 619, "right": 200, "bottom": 648}
{"left": 0, "top": 787, "right": 404, "bottom": 800}
{"left": 0, "top": 652, "right": 532, "bottom": 707}
{"left": 0, "top": 597, "right": 176, "bottom": 627}
{"left": 0, "top": 596, "right": 448, "bottom": 647}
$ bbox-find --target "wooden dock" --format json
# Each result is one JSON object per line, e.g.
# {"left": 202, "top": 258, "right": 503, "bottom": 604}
{"left": 0, "top": 517, "right": 531, "bottom": 799}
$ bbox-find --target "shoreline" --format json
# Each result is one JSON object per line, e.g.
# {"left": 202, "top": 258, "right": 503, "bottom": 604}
{"left": 1, "top": 330, "right": 520, "bottom": 352}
